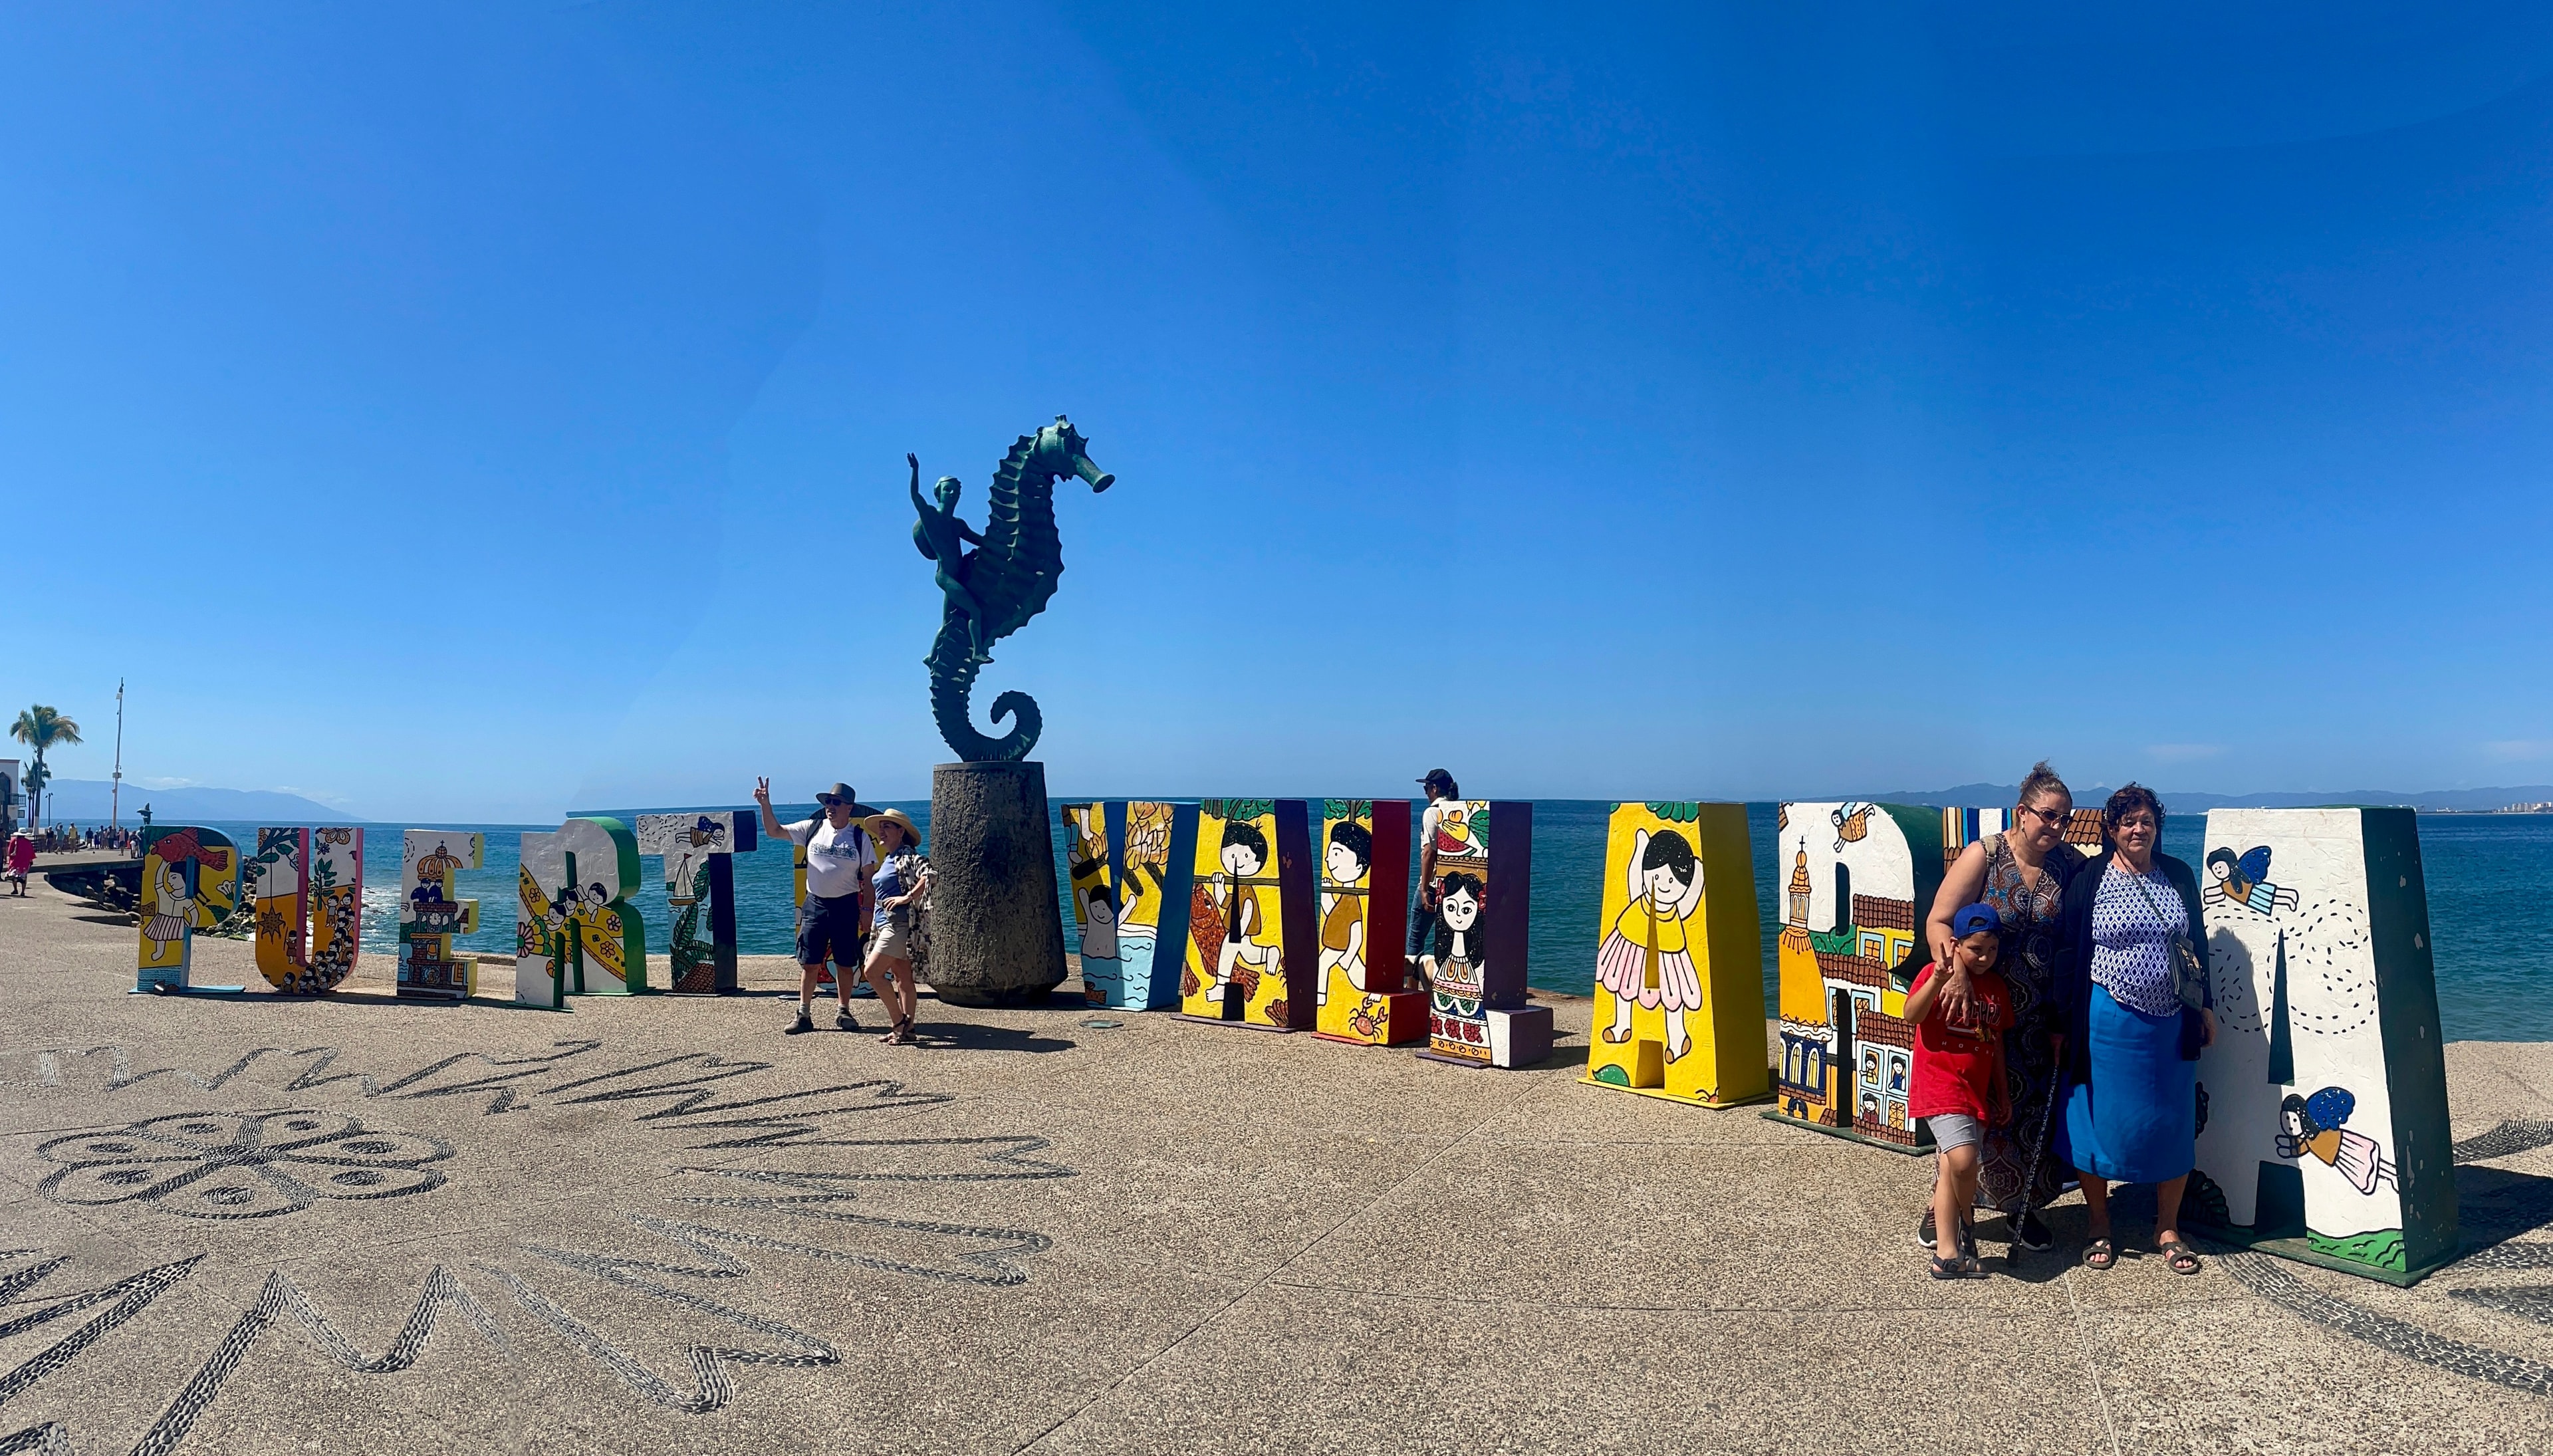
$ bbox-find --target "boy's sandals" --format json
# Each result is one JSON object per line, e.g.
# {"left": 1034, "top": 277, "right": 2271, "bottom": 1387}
{"left": 2157, "top": 1238, "right": 2203, "bottom": 1275}
{"left": 1929, "top": 1222, "right": 1989, "bottom": 1279}
{"left": 2083, "top": 1237, "right": 2117, "bottom": 1271}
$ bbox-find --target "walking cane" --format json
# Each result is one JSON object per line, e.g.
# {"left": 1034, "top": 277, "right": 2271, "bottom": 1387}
{"left": 2010, "top": 1036, "right": 2065, "bottom": 1262}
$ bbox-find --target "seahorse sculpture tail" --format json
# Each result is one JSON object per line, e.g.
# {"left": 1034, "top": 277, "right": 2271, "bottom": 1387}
{"left": 929, "top": 646, "right": 1044, "bottom": 763}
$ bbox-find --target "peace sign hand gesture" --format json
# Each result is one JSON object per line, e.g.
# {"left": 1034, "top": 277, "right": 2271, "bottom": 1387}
{"left": 753, "top": 777, "right": 773, "bottom": 808}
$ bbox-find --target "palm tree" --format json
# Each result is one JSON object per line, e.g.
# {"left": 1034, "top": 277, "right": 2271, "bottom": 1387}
{"left": 11, "top": 705, "right": 82, "bottom": 826}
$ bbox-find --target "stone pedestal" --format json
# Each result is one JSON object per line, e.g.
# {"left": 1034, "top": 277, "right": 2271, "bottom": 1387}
{"left": 927, "top": 761, "right": 1068, "bottom": 1007}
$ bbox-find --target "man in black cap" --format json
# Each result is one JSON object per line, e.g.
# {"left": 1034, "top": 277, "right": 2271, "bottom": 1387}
{"left": 755, "top": 777, "right": 877, "bottom": 1033}
{"left": 1407, "top": 768, "right": 1460, "bottom": 991}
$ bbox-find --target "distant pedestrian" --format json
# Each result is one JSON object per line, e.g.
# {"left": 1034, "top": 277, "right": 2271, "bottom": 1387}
{"left": 756, "top": 778, "right": 876, "bottom": 1034}
{"left": 1406, "top": 768, "right": 1460, "bottom": 990}
{"left": 5, "top": 832, "right": 31, "bottom": 895}
{"left": 862, "top": 808, "right": 929, "bottom": 1045}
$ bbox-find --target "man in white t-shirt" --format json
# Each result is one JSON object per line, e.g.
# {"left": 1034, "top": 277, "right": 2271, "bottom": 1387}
{"left": 756, "top": 777, "right": 877, "bottom": 1033}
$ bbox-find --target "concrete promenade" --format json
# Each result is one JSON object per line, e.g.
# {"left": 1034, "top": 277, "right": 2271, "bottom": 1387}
{"left": 5, "top": 875, "right": 2553, "bottom": 1453}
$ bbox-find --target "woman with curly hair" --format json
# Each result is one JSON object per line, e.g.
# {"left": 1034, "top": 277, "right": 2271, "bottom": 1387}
{"left": 2054, "top": 784, "right": 2215, "bottom": 1275}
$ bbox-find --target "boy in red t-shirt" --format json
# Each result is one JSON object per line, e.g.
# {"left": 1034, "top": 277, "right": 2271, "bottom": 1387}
{"left": 1905, "top": 903, "right": 2013, "bottom": 1279}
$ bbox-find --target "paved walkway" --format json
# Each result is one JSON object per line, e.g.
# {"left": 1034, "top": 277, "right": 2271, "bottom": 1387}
{"left": 4, "top": 874, "right": 2552, "bottom": 1453}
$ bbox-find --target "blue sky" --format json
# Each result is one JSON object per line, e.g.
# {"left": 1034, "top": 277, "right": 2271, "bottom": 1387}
{"left": 6, "top": 3, "right": 2551, "bottom": 822}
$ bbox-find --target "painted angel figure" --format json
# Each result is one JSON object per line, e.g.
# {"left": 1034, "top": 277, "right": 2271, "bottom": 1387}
{"left": 2204, "top": 846, "right": 2301, "bottom": 916}
{"left": 1594, "top": 826, "right": 1708, "bottom": 1062}
{"left": 2277, "top": 1086, "right": 2397, "bottom": 1195}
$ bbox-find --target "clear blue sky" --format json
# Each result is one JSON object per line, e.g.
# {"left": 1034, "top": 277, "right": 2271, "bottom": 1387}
{"left": 7, "top": 4, "right": 2550, "bottom": 822}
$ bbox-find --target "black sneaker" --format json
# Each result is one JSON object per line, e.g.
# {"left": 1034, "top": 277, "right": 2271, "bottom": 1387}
{"left": 2014, "top": 1209, "right": 2053, "bottom": 1251}
{"left": 785, "top": 1011, "right": 814, "bottom": 1034}
{"left": 835, "top": 1008, "right": 860, "bottom": 1032}
{"left": 1917, "top": 1208, "right": 1937, "bottom": 1250}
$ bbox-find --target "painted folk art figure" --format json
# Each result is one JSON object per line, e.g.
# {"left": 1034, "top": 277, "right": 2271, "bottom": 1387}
{"left": 635, "top": 811, "right": 759, "bottom": 995}
{"left": 1181, "top": 799, "right": 1315, "bottom": 1029}
{"left": 1415, "top": 801, "right": 1552, "bottom": 1070}
{"left": 1584, "top": 802, "right": 1768, "bottom": 1105}
{"left": 1090, "top": 800, "right": 1193, "bottom": 1010}
{"left": 1313, "top": 800, "right": 1423, "bottom": 1046}
{"left": 908, "top": 417, "right": 1114, "bottom": 762}
{"left": 2185, "top": 807, "right": 2455, "bottom": 1284}
{"left": 134, "top": 826, "right": 241, "bottom": 993}
{"left": 400, "top": 831, "right": 484, "bottom": 999}
{"left": 517, "top": 817, "right": 650, "bottom": 1007}
{"left": 1766, "top": 802, "right": 1944, "bottom": 1150}
{"left": 1061, "top": 804, "right": 1124, "bottom": 1001}
{"left": 249, "top": 826, "right": 365, "bottom": 995}
{"left": 2204, "top": 845, "right": 2302, "bottom": 917}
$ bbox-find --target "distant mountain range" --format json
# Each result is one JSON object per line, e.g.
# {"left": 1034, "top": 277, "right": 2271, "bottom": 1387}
{"left": 1877, "top": 783, "right": 2553, "bottom": 812}
{"left": 19, "top": 778, "right": 357, "bottom": 824}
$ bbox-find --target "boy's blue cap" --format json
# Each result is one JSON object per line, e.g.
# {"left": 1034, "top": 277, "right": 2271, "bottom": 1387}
{"left": 1951, "top": 904, "right": 2001, "bottom": 939}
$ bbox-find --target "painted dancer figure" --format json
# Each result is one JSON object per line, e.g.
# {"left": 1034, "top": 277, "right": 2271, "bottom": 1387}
{"left": 1594, "top": 826, "right": 1707, "bottom": 1062}
{"left": 908, "top": 453, "right": 993, "bottom": 666}
{"left": 142, "top": 857, "right": 191, "bottom": 962}
{"left": 1206, "top": 820, "right": 1281, "bottom": 1009}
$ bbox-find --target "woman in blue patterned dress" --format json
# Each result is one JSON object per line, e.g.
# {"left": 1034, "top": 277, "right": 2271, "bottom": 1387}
{"left": 1921, "top": 761, "right": 2083, "bottom": 1251}
{"left": 2054, "top": 784, "right": 2215, "bottom": 1274}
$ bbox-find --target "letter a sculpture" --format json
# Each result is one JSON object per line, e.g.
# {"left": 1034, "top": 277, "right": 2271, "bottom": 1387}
{"left": 907, "top": 416, "right": 1114, "bottom": 1005}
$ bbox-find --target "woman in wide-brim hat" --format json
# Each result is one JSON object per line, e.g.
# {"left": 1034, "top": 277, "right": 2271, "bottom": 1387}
{"left": 861, "top": 807, "right": 927, "bottom": 1044}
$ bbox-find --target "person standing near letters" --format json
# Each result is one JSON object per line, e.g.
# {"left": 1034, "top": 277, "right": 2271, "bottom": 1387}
{"left": 757, "top": 778, "right": 876, "bottom": 1034}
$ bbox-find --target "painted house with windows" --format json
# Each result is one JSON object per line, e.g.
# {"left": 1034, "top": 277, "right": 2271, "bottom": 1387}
{"left": 1766, "top": 802, "right": 1945, "bottom": 1152}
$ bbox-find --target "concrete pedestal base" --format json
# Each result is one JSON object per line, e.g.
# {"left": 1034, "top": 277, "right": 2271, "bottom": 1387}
{"left": 927, "top": 761, "right": 1068, "bottom": 1008}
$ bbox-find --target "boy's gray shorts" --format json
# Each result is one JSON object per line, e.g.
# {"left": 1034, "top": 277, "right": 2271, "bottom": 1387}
{"left": 1926, "top": 1112, "right": 1983, "bottom": 1153}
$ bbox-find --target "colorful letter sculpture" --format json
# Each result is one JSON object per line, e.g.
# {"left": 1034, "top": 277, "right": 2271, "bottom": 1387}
{"left": 2184, "top": 807, "right": 2457, "bottom": 1284}
{"left": 1583, "top": 802, "right": 1767, "bottom": 1105}
{"left": 134, "top": 826, "right": 243, "bottom": 994}
{"left": 517, "top": 816, "right": 650, "bottom": 1006}
{"left": 247, "top": 826, "right": 365, "bottom": 995}
{"left": 636, "top": 811, "right": 758, "bottom": 995}
{"left": 1312, "top": 799, "right": 1423, "bottom": 1046}
{"left": 1766, "top": 802, "right": 1943, "bottom": 1150}
{"left": 1415, "top": 800, "right": 1551, "bottom": 1069}
{"left": 400, "top": 831, "right": 484, "bottom": 999}
{"left": 1085, "top": 800, "right": 1193, "bottom": 1009}
{"left": 1062, "top": 803, "right": 1120, "bottom": 998}
{"left": 1181, "top": 799, "right": 1316, "bottom": 1029}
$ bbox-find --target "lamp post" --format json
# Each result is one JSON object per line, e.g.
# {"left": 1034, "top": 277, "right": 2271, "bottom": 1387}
{"left": 110, "top": 678, "right": 124, "bottom": 831}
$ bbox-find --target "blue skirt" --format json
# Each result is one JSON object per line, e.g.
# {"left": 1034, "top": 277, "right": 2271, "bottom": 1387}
{"left": 2063, "top": 985, "right": 2197, "bottom": 1185}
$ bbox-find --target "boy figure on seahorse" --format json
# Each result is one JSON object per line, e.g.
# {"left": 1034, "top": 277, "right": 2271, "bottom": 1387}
{"left": 908, "top": 451, "right": 994, "bottom": 666}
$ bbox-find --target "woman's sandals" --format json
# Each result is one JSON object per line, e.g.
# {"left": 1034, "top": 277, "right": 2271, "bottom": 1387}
{"left": 2156, "top": 1238, "right": 2203, "bottom": 1275}
{"left": 2083, "top": 1237, "right": 2117, "bottom": 1271}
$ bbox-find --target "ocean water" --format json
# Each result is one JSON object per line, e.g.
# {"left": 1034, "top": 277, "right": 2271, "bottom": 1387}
{"left": 187, "top": 800, "right": 2553, "bottom": 1042}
